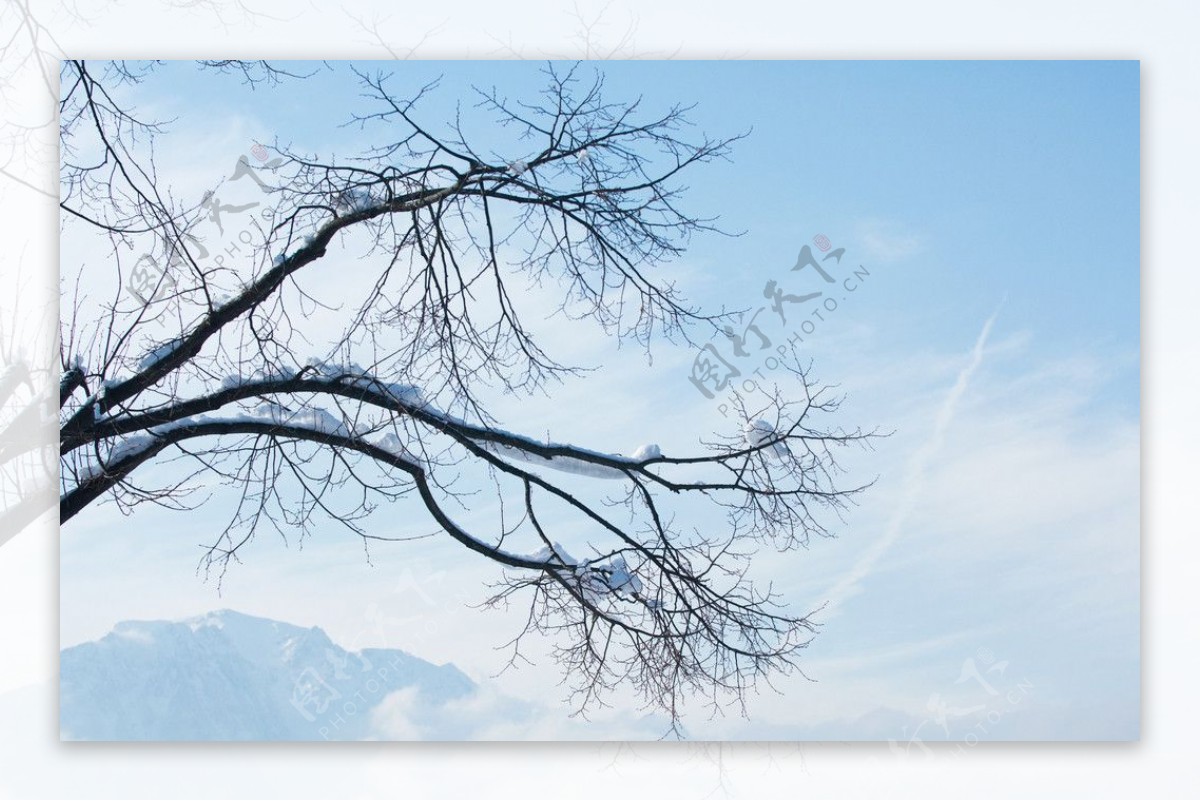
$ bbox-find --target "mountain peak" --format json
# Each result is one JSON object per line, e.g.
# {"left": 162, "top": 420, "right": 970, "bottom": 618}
{"left": 62, "top": 610, "right": 474, "bottom": 741}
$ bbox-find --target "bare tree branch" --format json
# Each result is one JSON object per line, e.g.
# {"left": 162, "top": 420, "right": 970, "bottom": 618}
{"left": 58, "top": 61, "right": 877, "bottom": 729}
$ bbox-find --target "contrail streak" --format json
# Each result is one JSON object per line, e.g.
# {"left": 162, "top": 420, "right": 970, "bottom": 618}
{"left": 818, "top": 301, "right": 1004, "bottom": 616}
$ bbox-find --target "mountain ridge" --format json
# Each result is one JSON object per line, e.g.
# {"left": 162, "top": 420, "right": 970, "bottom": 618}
{"left": 60, "top": 609, "right": 475, "bottom": 741}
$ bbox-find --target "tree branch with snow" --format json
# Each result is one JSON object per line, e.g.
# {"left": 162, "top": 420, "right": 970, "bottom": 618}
{"left": 58, "top": 61, "right": 877, "bottom": 730}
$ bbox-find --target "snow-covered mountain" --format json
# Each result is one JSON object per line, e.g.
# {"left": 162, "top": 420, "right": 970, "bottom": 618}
{"left": 60, "top": 610, "right": 475, "bottom": 741}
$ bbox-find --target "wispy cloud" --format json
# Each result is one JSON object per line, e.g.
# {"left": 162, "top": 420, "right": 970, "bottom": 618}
{"left": 856, "top": 218, "right": 926, "bottom": 263}
{"left": 816, "top": 301, "right": 1003, "bottom": 616}
{"left": 367, "top": 683, "right": 670, "bottom": 741}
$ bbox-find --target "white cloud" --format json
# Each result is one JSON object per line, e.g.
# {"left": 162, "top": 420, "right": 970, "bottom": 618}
{"left": 855, "top": 218, "right": 926, "bottom": 263}
{"left": 367, "top": 683, "right": 670, "bottom": 741}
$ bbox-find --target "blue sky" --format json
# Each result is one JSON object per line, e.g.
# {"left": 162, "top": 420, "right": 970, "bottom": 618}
{"left": 169, "top": 59, "right": 1140, "bottom": 365}
{"left": 60, "top": 60, "right": 1140, "bottom": 741}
